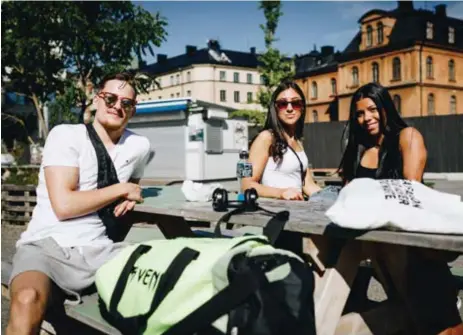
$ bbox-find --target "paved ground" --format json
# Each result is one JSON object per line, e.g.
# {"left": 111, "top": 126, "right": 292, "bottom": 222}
{"left": 2, "top": 179, "right": 463, "bottom": 331}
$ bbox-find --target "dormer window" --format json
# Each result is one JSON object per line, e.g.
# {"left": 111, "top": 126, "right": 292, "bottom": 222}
{"left": 426, "top": 22, "right": 433, "bottom": 40}
{"left": 377, "top": 22, "right": 384, "bottom": 44}
{"left": 366, "top": 25, "right": 373, "bottom": 47}
{"left": 449, "top": 27, "right": 455, "bottom": 44}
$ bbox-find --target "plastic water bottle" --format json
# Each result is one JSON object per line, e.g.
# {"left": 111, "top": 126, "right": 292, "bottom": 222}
{"left": 236, "top": 150, "right": 252, "bottom": 201}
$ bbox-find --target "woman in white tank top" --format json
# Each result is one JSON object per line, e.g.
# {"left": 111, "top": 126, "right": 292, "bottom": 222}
{"left": 242, "top": 79, "right": 321, "bottom": 200}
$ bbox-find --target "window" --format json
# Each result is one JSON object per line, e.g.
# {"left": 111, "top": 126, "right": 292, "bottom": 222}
{"left": 312, "top": 110, "right": 318, "bottom": 122}
{"left": 247, "top": 73, "right": 253, "bottom": 84}
{"left": 352, "top": 67, "right": 359, "bottom": 87}
{"left": 170, "top": 93, "right": 174, "bottom": 98}
{"left": 450, "top": 96, "right": 457, "bottom": 114}
{"left": 158, "top": 96, "right": 162, "bottom": 100}
{"left": 428, "top": 93, "right": 435, "bottom": 115}
{"left": 176, "top": 74, "right": 180, "bottom": 85}
{"left": 426, "top": 22, "right": 433, "bottom": 40}
{"left": 449, "top": 27, "right": 455, "bottom": 44}
{"left": 426, "top": 56, "right": 433, "bottom": 78}
{"left": 392, "top": 57, "right": 401, "bottom": 80}
{"left": 247, "top": 92, "right": 253, "bottom": 103}
{"left": 233, "top": 72, "right": 239, "bottom": 83}
{"left": 393, "top": 95, "right": 401, "bottom": 114}
{"left": 372, "top": 62, "right": 380, "bottom": 83}
{"left": 311, "top": 82, "right": 318, "bottom": 99}
{"left": 187, "top": 90, "right": 191, "bottom": 97}
{"left": 176, "top": 92, "right": 180, "bottom": 97}
{"left": 205, "top": 119, "right": 223, "bottom": 154}
{"left": 377, "top": 22, "right": 384, "bottom": 44}
{"left": 220, "top": 90, "right": 226, "bottom": 102}
{"left": 234, "top": 91, "right": 240, "bottom": 103}
{"left": 331, "top": 78, "right": 337, "bottom": 95}
{"left": 186, "top": 71, "right": 191, "bottom": 82}
{"left": 449, "top": 59, "right": 456, "bottom": 81}
{"left": 170, "top": 76, "right": 174, "bottom": 86}
{"left": 220, "top": 71, "right": 226, "bottom": 81}
{"left": 260, "top": 75, "right": 265, "bottom": 85}
{"left": 366, "top": 25, "right": 373, "bottom": 47}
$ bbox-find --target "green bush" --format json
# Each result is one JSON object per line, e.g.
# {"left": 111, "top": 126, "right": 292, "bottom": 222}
{"left": 3, "top": 168, "right": 39, "bottom": 186}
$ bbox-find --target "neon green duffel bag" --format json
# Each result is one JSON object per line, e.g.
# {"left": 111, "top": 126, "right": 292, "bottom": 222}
{"left": 95, "top": 212, "right": 316, "bottom": 335}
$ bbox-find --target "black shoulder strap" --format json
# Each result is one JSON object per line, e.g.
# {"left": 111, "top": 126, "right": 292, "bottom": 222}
{"left": 85, "top": 124, "right": 124, "bottom": 241}
{"left": 286, "top": 145, "right": 306, "bottom": 187}
{"left": 85, "top": 123, "right": 120, "bottom": 188}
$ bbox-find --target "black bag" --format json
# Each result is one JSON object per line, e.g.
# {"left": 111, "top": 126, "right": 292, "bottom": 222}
{"left": 163, "top": 211, "right": 317, "bottom": 335}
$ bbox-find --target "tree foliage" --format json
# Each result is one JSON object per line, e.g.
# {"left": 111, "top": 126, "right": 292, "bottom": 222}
{"left": 257, "top": 1, "right": 294, "bottom": 110}
{"left": 2, "top": 1, "right": 168, "bottom": 135}
{"left": 230, "top": 109, "right": 266, "bottom": 128}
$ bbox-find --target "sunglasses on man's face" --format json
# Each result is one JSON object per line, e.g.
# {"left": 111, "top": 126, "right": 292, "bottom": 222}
{"left": 275, "top": 99, "right": 303, "bottom": 111}
{"left": 98, "top": 92, "right": 136, "bottom": 113}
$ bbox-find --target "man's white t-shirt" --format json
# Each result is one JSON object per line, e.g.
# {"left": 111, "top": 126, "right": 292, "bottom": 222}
{"left": 16, "top": 124, "right": 151, "bottom": 248}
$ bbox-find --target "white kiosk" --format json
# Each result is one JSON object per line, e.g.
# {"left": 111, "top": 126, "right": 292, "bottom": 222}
{"left": 128, "top": 98, "right": 249, "bottom": 181}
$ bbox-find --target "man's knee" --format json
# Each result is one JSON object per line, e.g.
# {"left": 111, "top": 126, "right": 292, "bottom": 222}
{"left": 13, "top": 287, "right": 41, "bottom": 307}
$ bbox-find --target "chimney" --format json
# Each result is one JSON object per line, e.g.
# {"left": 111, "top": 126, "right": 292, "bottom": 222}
{"left": 397, "top": 1, "right": 414, "bottom": 11}
{"left": 157, "top": 54, "right": 167, "bottom": 63}
{"left": 321, "top": 45, "right": 334, "bottom": 57}
{"left": 186, "top": 45, "right": 197, "bottom": 56}
{"left": 435, "top": 4, "right": 447, "bottom": 17}
{"left": 250, "top": 47, "right": 256, "bottom": 55}
{"left": 207, "top": 39, "right": 221, "bottom": 51}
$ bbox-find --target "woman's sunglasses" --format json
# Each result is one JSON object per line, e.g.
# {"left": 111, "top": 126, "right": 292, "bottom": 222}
{"left": 97, "top": 92, "right": 136, "bottom": 113}
{"left": 275, "top": 99, "right": 303, "bottom": 111}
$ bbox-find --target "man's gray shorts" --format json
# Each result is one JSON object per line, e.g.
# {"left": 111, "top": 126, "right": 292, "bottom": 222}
{"left": 9, "top": 237, "right": 128, "bottom": 305}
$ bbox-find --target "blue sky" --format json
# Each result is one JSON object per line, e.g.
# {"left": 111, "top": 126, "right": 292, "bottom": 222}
{"left": 136, "top": 1, "right": 463, "bottom": 65}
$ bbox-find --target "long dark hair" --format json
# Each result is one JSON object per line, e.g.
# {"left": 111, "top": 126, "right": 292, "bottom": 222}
{"left": 339, "top": 82, "right": 408, "bottom": 182}
{"left": 262, "top": 79, "right": 306, "bottom": 163}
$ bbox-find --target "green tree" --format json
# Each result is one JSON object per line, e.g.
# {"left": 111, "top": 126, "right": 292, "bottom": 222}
{"left": 57, "top": 2, "right": 167, "bottom": 122}
{"left": 2, "top": 1, "right": 167, "bottom": 134}
{"left": 2, "top": 2, "right": 66, "bottom": 138}
{"left": 230, "top": 109, "right": 266, "bottom": 128}
{"left": 48, "top": 81, "right": 80, "bottom": 129}
{"left": 257, "top": 0, "right": 294, "bottom": 110}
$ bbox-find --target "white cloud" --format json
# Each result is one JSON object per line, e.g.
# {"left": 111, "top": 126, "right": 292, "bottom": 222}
{"left": 448, "top": 2, "right": 463, "bottom": 20}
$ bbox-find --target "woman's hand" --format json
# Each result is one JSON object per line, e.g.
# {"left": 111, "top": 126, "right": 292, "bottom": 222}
{"left": 279, "top": 188, "right": 304, "bottom": 201}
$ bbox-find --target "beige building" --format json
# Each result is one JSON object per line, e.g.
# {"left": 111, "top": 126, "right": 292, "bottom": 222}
{"left": 138, "top": 40, "right": 265, "bottom": 111}
{"left": 295, "top": 1, "right": 462, "bottom": 122}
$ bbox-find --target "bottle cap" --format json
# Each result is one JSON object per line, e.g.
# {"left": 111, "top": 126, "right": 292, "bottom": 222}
{"left": 239, "top": 150, "right": 249, "bottom": 159}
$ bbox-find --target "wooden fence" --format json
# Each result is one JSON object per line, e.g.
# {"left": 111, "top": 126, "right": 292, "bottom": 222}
{"left": 1, "top": 184, "right": 36, "bottom": 225}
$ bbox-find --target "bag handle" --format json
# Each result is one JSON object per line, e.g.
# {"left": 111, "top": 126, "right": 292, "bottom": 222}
{"left": 107, "top": 245, "right": 199, "bottom": 333}
{"left": 214, "top": 206, "right": 290, "bottom": 246}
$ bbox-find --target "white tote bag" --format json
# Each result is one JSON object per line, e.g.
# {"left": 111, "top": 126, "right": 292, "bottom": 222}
{"left": 325, "top": 178, "right": 463, "bottom": 234}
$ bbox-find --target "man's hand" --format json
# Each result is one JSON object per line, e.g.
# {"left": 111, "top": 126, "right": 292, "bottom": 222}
{"left": 114, "top": 200, "right": 136, "bottom": 217}
{"left": 122, "top": 183, "right": 143, "bottom": 202}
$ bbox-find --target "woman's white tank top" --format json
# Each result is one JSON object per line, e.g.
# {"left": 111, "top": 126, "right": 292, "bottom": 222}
{"left": 261, "top": 149, "right": 309, "bottom": 189}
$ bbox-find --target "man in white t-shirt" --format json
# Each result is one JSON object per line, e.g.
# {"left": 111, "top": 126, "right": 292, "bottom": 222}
{"left": 7, "top": 72, "right": 151, "bottom": 335}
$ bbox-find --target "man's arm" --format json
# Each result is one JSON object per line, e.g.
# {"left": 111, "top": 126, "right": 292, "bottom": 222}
{"left": 45, "top": 166, "right": 141, "bottom": 221}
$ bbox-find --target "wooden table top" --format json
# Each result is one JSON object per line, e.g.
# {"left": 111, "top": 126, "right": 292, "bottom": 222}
{"left": 135, "top": 186, "right": 463, "bottom": 253}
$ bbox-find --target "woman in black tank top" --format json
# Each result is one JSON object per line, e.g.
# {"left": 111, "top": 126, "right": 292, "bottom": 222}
{"left": 337, "top": 83, "right": 462, "bottom": 335}
{"left": 338, "top": 83, "right": 426, "bottom": 184}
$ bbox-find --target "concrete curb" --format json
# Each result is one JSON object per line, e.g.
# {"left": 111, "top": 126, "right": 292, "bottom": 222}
{"left": 424, "top": 173, "right": 463, "bottom": 181}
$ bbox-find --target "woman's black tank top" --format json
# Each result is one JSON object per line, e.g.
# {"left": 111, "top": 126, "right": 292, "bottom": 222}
{"left": 356, "top": 164, "right": 377, "bottom": 179}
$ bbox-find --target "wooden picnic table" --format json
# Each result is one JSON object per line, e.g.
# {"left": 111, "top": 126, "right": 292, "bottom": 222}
{"left": 131, "top": 185, "right": 463, "bottom": 335}
{"left": 2, "top": 185, "right": 463, "bottom": 335}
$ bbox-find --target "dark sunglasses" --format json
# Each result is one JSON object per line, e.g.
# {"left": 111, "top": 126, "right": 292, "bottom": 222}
{"left": 98, "top": 92, "right": 136, "bottom": 113}
{"left": 275, "top": 99, "right": 303, "bottom": 111}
